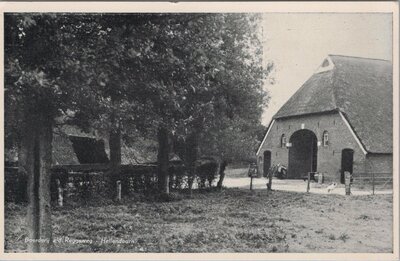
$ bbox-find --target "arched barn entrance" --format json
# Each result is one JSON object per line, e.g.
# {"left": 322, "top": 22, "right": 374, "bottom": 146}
{"left": 288, "top": 129, "right": 318, "bottom": 179}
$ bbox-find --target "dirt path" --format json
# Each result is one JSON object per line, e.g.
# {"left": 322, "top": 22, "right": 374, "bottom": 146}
{"left": 223, "top": 177, "right": 392, "bottom": 196}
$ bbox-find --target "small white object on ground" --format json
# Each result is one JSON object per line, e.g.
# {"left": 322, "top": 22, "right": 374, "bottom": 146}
{"left": 327, "top": 182, "right": 337, "bottom": 193}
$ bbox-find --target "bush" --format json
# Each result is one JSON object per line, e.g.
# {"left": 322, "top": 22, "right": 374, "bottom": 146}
{"left": 6, "top": 160, "right": 221, "bottom": 206}
{"left": 196, "top": 161, "right": 218, "bottom": 188}
{"left": 5, "top": 168, "right": 27, "bottom": 203}
{"left": 156, "top": 192, "right": 183, "bottom": 202}
{"left": 339, "top": 233, "right": 350, "bottom": 242}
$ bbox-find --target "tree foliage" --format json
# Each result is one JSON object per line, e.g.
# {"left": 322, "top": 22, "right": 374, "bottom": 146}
{"left": 6, "top": 13, "right": 271, "bottom": 159}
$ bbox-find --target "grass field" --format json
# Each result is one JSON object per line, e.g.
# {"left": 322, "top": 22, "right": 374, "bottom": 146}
{"left": 5, "top": 187, "right": 392, "bottom": 253}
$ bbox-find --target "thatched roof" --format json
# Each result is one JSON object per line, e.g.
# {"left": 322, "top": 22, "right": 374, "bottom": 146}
{"left": 53, "top": 125, "right": 157, "bottom": 165}
{"left": 6, "top": 124, "right": 159, "bottom": 165}
{"left": 118, "top": 138, "right": 158, "bottom": 164}
{"left": 273, "top": 55, "right": 392, "bottom": 154}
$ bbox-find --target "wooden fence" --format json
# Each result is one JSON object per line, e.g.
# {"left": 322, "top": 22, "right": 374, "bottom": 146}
{"left": 351, "top": 172, "right": 393, "bottom": 194}
{"left": 6, "top": 163, "right": 164, "bottom": 203}
{"left": 5, "top": 161, "right": 218, "bottom": 204}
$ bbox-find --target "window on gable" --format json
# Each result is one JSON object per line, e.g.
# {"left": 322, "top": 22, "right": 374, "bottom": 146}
{"left": 281, "top": 134, "right": 286, "bottom": 148}
{"left": 322, "top": 131, "right": 329, "bottom": 146}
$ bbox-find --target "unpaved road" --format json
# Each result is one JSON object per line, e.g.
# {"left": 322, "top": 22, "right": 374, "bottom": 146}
{"left": 223, "top": 177, "right": 392, "bottom": 195}
{"left": 223, "top": 168, "right": 392, "bottom": 196}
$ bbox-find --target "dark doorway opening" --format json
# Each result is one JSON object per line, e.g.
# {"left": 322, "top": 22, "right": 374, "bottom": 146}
{"left": 263, "top": 150, "right": 271, "bottom": 176}
{"left": 69, "top": 136, "right": 109, "bottom": 164}
{"left": 288, "top": 129, "right": 318, "bottom": 178}
{"left": 341, "top": 148, "right": 354, "bottom": 184}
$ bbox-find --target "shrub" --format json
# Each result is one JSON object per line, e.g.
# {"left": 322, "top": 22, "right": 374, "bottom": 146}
{"left": 339, "top": 233, "right": 350, "bottom": 242}
{"left": 156, "top": 192, "right": 183, "bottom": 202}
{"left": 357, "top": 214, "right": 370, "bottom": 220}
{"left": 7, "top": 160, "right": 221, "bottom": 206}
{"left": 196, "top": 161, "right": 218, "bottom": 188}
{"left": 315, "top": 229, "right": 324, "bottom": 234}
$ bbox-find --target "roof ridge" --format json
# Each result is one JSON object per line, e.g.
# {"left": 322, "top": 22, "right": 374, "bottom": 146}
{"left": 328, "top": 54, "right": 391, "bottom": 62}
{"left": 330, "top": 62, "right": 339, "bottom": 110}
{"left": 273, "top": 63, "right": 337, "bottom": 119}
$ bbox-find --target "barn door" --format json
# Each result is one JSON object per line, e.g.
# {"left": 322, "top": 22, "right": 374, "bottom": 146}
{"left": 263, "top": 151, "right": 271, "bottom": 176}
{"left": 288, "top": 129, "right": 318, "bottom": 178}
{"left": 341, "top": 149, "right": 354, "bottom": 184}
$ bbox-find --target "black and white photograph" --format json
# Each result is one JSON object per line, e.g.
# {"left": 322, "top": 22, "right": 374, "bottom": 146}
{"left": 1, "top": 2, "right": 399, "bottom": 259}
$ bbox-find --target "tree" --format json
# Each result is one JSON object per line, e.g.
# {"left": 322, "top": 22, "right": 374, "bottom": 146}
{"left": 201, "top": 118, "right": 267, "bottom": 189}
{"left": 151, "top": 14, "right": 271, "bottom": 191}
{"left": 138, "top": 13, "right": 272, "bottom": 194}
{"left": 5, "top": 14, "right": 83, "bottom": 252}
{"left": 196, "top": 14, "right": 271, "bottom": 189}
{"left": 68, "top": 13, "right": 271, "bottom": 196}
{"left": 61, "top": 15, "right": 161, "bottom": 193}
{"left": 62, "top": 14, "right": 206, "bottom": 196}
{"left": 4, "top": 14, "right": 122, "bottom": 252}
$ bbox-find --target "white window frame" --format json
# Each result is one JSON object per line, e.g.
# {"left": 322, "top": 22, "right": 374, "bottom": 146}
{"left": 323, "top": 131, "right": 329, "bottom": 146}
{"left": 281, "top": 134, "right": 286, "bottom": 148}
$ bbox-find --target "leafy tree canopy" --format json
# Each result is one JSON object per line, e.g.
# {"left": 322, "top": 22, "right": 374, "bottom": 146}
{"left": 5, "top": 13, "right": 272, "bottom": 160}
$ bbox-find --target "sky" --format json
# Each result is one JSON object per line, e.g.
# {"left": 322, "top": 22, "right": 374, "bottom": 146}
{"left": 261, "top": 13, "right": 392, "bottom": 126}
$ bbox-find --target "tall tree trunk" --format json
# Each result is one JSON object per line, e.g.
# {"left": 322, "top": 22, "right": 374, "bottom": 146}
{"left": 108, "top": 106, "right": 122, "bottom": 199}
{"left": 17, "top": 142, "right": 28, "bottom": 203}
{"left": 217, "top": 160, "right": 228, "bottom": 190}
{"left": 185, "top": 133, "right": 198, "bottom": 197}
{"left": 110, "top": 128, "right": 121, "bottom": 168}
{"left": 21, "top": 116, "right": 38, "bottom": 252}
{"left": 22, "top": 112, "right": 53, "bottom": 252}
{"left": 109, "top": 128, "right": 121, "bottom": 199}
{"left": 157, "top": 127, "right": 169, "bottom": 195}
{"left": 37, "top": 114, "right": 53, "bottom": 252}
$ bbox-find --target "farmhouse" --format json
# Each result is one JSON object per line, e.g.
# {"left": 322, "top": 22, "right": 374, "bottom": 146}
{"left": 257, "top": 55, "right": 393, "bottom": 183}
{"left": 5, "top": 124, "right": 158, "bottom": 166}
{"left": 52, "top": 125, "right": 157, "bottom": 165}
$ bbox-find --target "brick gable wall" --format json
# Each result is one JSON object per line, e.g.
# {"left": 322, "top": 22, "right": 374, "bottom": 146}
{"left": 257, "top": 112, "right": 392, "bottom": 183}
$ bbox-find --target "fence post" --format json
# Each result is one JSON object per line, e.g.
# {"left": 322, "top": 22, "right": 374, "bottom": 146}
{"left": 306, "top": 172, "right": 311, "bottom": 193}
{"left": 56, "top": 179, "right": 63, "bottom": 207}
{"left": 116, "top": 180, "right": 122, "bottom": 202}
{"left": 318, "top": 173, "right": 323, "bottom": 185}
{"left": 372, "top": 172, "right": 375, "bottom": 195}
{"left": 267, "top": 169, "right": 273, "bottom": 191}
{"left": 345, "top": 171, "right": 351, "bottom": 196}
